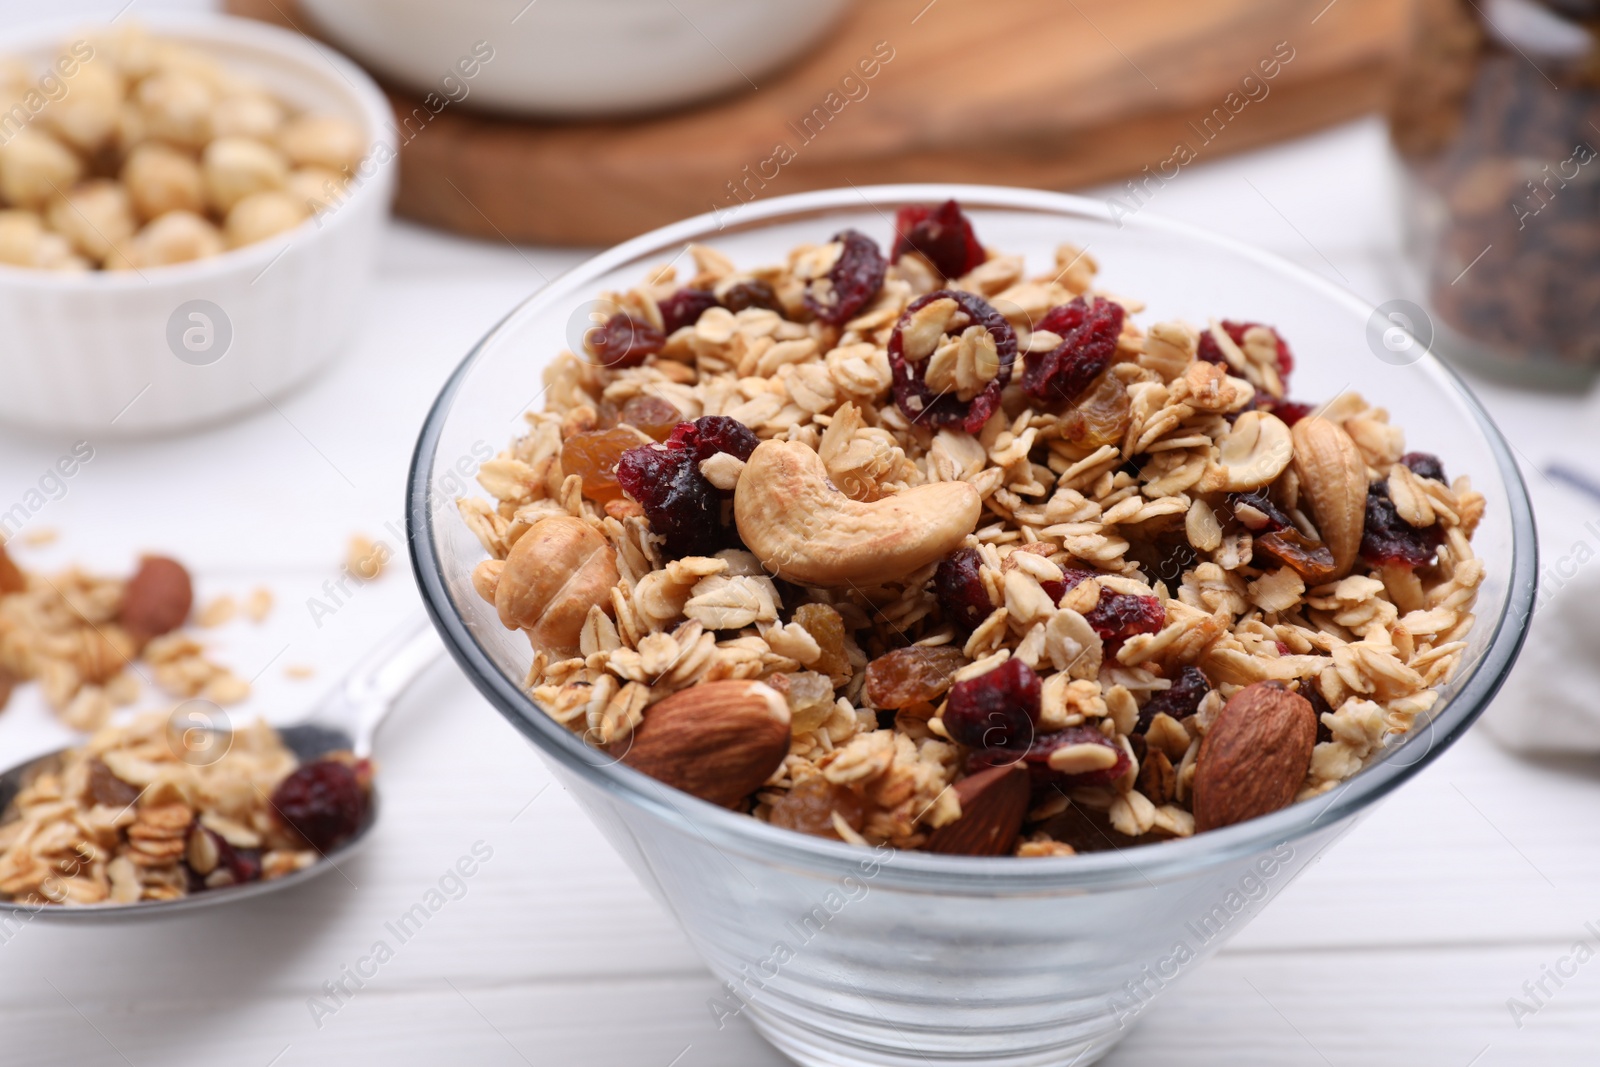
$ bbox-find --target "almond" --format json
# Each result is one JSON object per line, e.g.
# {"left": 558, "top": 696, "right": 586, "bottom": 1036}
{"left": 0, "top": 542, "right": 22, "bottom": 595}
{"left": 119, "top": 555, "right": 193, "bottom": 641}
{"left": 925, "top": 762, "right": 1029, "bottom": 856}
{"left": 619, "top": 680, "right": 791, "bottom": 807}
{"left": 1192, "top": 681, "right": 1315, "bottom": 832}
{"left": 1291, "top": 417, "right": 1368, "bottom": 580}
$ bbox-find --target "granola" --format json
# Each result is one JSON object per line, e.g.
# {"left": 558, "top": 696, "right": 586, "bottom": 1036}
{"left": 0, "top": 546, "right": 249, "bottom": 730}
{"left": 464, "top": 199, "right": 1485, "bottom": 856}
{"left": 0, "top": 711, "right": 371, "bottom": 905}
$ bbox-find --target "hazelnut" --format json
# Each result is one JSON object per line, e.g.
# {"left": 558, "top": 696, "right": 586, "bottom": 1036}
{"left": 46, "top": 180, "right": 136, "bottom": 264}
{"left": 210, "top": 93, "right": 284, "bottom": 140}
{"left": 278, "top": 114, "right": 364, "bottom": 172}
{"left": 41, "top": 61, "right": 124, "bottom": 153}
{"left": 0, "top": 130, "right": 83, "bottom": 209}
{"left": 285, "top": 166, "right": 346, "bottom": 216}
{"left": 495, "top": 516, "right": 619, "bottom": 654}
{"left": 0, "top": 210, "right": 44, "bottom": 266}
{"left": 128, "top": 210, "right": 223, "bottom": 267}
{"left": 224, "top": 190, "right": 307, "bottom": 249}
{"left": 136, "top": 69, "right": 214, "bottom": 147}
{"left": 121, "top": 142, "right": 204, "bottom": 221}
{"left": 203, "top": 136, "right": 288, "bottom": 213}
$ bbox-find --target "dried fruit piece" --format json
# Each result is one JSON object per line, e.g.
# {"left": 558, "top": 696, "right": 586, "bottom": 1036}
{"left": 1192, "top": 681, "right": 1315, "bottom": 831}
{"left": 792, "top": 603, "right": 850, "bottom": 683}
{"left": 657, "top": 287, "right": 718, "bottom": 333}
{"left": 88, "top": 757, "right": 141, "bottom": 808}
{"left": 721, "top": 278, "right": 782, "bottom": 314}
{"left": 943, "top": 658, "right": 1040, "bottom": 750}
{"left": 1135, "top": 665, "right": 1210, "bottom": 733}
{"left": 619, "top": 680, "right": 791, "bottom": 807}
{"left": 804, "top": 229, "right": 886, "bottom": 325}
{"left": 270, "top": 759, "right": 369, "bottom": 852}
{"left": 618, "top": 395, "right": 683, "bottom": 442}
{"left": 769, "top": 670, "right": 836, "bottom": 733}
{"left": 1197, "top": 319, "right": 1294, "bottom": 385}
{"left": 865, "top": 646, "right": 968, "bottom": 709}
{"left": 925, "top": 763, "right": 1029, "bottom": 856}
{"left": 1059, "top": 368, "right": 1131, "bottom": 447}
{"left": 1228, "top": 492, "right": 1293, "bottom": 532}
{"left": 588, "top": 313, "right": 664, "bottom": 369}
{"left": 562, "top": 427, "right": 645, "bottom": 504}
{"left": 119, "top": 555, "right": 193, "bottom": 641}
{"left": 1360, "top": 482, "right": 1443, "bottom": 568}
{"left": 1056, "top": 569, "right": 1165, "bottom": 650}
{"left": 970, "top": 725, "right": 1129, "bottom": 788}
{"left": 1402, "top": 451, "right": 1446, "bottom": 482}
{"left": 889, "top": 289, "right": 1018, "bottom": 433}
{"left": 1021, "top": 297, "right": 1126, "bottom": 407}
{"left": 891, "top": 199, "right": 986, "bottom": 279}
{"left": 934, "top": 547, "right": 994, "bottom": 632}
{"left": 1256, "top": 528, "right": 1337, "bottom": 584}
{"left": 616, "top": 415, "right": 760, "bottom": 558}
{"left": 769, "top": 776, "right": 866, "bottom": 838}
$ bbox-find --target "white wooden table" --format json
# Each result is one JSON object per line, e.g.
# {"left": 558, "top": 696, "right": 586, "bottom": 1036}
{"left": 4, "top": 5, "right": 1600, "bottom": 1062}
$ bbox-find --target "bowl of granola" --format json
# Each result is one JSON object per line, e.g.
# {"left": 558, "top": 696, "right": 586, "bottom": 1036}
{"left": 409, "top": 186, "right": 1536, "bottom": 1066}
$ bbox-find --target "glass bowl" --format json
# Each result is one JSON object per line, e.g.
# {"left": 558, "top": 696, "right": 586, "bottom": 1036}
{"left": 407, "top": 185, "right": 1537, "bottom": 1066}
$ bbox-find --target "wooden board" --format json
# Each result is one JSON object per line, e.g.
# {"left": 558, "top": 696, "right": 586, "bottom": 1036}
{"left": 227, "top": 0, "right": 1411, "bottom": 246}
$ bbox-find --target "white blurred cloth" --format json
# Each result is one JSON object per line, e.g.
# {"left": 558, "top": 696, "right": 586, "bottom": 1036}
{"left": 1478, "top": 471, "right": 1600, "bottom": 754}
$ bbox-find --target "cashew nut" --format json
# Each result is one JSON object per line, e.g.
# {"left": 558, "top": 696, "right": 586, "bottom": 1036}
{"left": 1290, "top": 417, "right": 1368, "bottom": 579}
{"left": 1199, "top": 410, "right": 1292, "bottom": 492}
{"left": 493, "top": 516, "right": 619, "bottom": 654}
{"left": 733, "top": 439, "right": 981, "bottom": 587}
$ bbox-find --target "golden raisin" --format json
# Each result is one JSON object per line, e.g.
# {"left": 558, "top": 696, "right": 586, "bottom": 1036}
{"left": 769, "top": 670, "right": 837, "bottom": 733}
{"left": 619, "top": 395, "right": 683, "bottom": 442}
{"left": 769, "top": 777, "right": 867, "bottom": 838}
{"left": 1059, "top": 368, "right": 1131, "bottom": 448}
{"left": 793, "top": 603, "right": 850, "bottom": 684}
{"left": 561, "top": 428, "right": 645, "bottom": 504}
{"left": 865, "top": 646, "right": 969, "bottom": 710}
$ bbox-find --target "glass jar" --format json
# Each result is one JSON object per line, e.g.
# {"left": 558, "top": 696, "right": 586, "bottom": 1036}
{"left": 1392, "top": 0, "right": 1600, "bottom": 388}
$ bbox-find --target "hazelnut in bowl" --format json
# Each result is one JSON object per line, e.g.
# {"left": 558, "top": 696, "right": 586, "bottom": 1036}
{"left": 0, "top": 17, "right": 393, "bottom": 435}
{"left": 409, "top": 186, "right": 1535, "bottom": 1065}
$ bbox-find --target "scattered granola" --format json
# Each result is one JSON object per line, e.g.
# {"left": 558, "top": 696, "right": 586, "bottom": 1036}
{"left": 0, "top": 545, "right": 249, "bottom": 729}
{"left": 347, "top": 535, "right": 388, "bottom": 581}
{"left": 0, "top": 711, "right": 371, "bottom": 905}
{"left": 463, "top": 198, "right": 1486, "bottom": 857}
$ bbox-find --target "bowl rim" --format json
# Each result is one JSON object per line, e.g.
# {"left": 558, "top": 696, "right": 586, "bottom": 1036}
{"left": 408, "top": 182, "right": 1538, "bottom": 893}
{"left": 0, "top": 11, "right": 395, "bottom": 291}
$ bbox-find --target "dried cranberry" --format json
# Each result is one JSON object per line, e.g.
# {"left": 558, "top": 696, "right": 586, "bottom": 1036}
{"left": 1402, "top": 452, "right": 1447, "bottom": 483}
{"left": 1306, "top": 684, "right": 1335, "bottom": 745}
{"left": 1135, "top": 665, "right": 1210, "bottom": 733}
{"left": 1056, "top": 568, "right": 1166, "bottom": 650}
{"left": 972, "top": 726, "right": 1130, "bottom": 788}
{"left": 889, "top": 289, "right": 1018, "bottom": 433}
{"left": 657, "top": 288, "right": 719, "bottom": 334}
{"left": 588, "top": 314, "right": 664, "bottom": 369}
{"left": 891, "top": 199, "right": 986, "bottom": 279}
{"left": 721, "top": 279, "right": 782, "bottom": 314}
{"left": 943, "top": 658, "right": 1040, "bottom": 750}
{"left": 1359, "top": 482, "right": 1443, "bottom": 568}
{"left": 1021, "top": 298, "right": 1126, "bottom": 407}
{"left": 933, "top": 547, "right": 995, "bottom": 631}
{"left": 191, "top": 827, "right": 262, "bottom": 889}
{"left": 1197, "top": 320, "right": 1294, "bottom": 386}
{"left": 804, "top": 229, "right": 886, "bottom": 325}
{"left": 1260, "top": 398, "right": 1314, "bottom": 426}
{"left": 270, "top": 760, "right": 368, "bottom": 852}
{"left": 616, "top": 415, "right": 760, "bottom": 558}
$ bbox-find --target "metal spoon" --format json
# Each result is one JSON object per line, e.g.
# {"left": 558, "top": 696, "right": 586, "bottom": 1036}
{"left": 0, "top": 616, "right": 444, "bottom": 921}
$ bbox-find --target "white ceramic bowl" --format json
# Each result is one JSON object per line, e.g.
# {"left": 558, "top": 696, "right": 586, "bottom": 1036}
{"left": 297, "top": 0, "right": 855, "bottom": 119}
{"left": 0, "top": 15, "right": 395, "bottom": 436}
